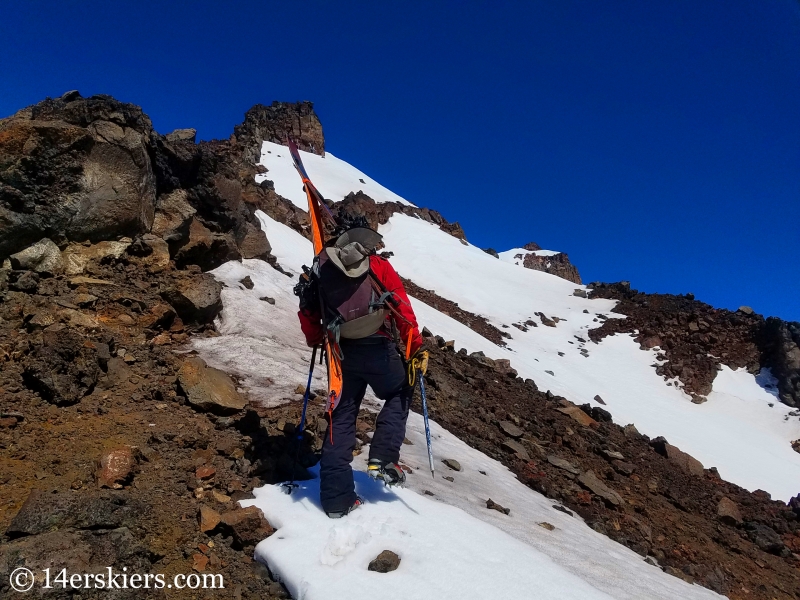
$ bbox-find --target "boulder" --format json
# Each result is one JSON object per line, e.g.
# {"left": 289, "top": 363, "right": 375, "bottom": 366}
{"left": 173, "top": 217, "right": 240, "bottom": 271}
{"left": 151, "top": 188, "right": 196, "bottom": 239}
{"left": 9, "top": 238, "right": 63, "bottom": 274}
{"left": 442, "top": 458, "right": 462, "bottom": 471}
{"left": 9, "top": 270, "right": 39, "bottom": 292}
{"left": 368, "top": 550, "right": 401, "bottom": 573}
{"left": 556, "top": 405, "right": 597, "bottom": 428}
{"left": 219, "top": 506, "right": 273, "bottom": 548}
{"left": 198, "top": 506, "right": 222, "bottom": 533}
{"left": 161, "top": 273, "right": 222, "bottom": 326}
{"left": 165, "top": 128, "right": 197, "bottom": 143}
{"left": 0, "top": 94, "right": 157, "bottom": 259}
{"left": 236, "top": 221, "right": 271, "bottom": 260}
{"left": 61, "top": 240, "right": 129, "bottom": 275}
{"left": 177, "top": 357, "right": 247, "bottom": 414}
{"left": 649, "top": 438, "right": 705, "bottom": 477}
{"left": 126, "top": 234, "right": 170, "bottom": 273}
{"left": 6, "top": 490, "right": 143, "bottom": 537}
{"left": 498, "top": 420, "right": 524, "bottom": 439}
{"left": 717, "top": 497, "right": 743, "bottom": 526}
{"left": 0, "top": 528, "right": 151, "bottom": 582}
{"left": 486, "top": 498, "right": 511, "bottom": 515}
{"left": 22, "top": 327, "right": 100, "bottom": 405}
{"left": 743, "top": 522, "right": 787, "bottom": 556}
{"left": 577, "top": 470, "right": 624, "bottom": 507}
{"left": 501, "top": 439, "right": 530, "bottom": 461}
{"left": 546, "top": 455, "right": 580, "bottom": 475}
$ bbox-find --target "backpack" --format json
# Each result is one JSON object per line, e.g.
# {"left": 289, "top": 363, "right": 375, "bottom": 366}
{"left": 294, "top": 241, "right": 394, "bottom": 346}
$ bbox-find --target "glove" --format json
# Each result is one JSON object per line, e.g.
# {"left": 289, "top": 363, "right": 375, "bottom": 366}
{"left": 407, "top": 349, "right": 429, "bottom": 387}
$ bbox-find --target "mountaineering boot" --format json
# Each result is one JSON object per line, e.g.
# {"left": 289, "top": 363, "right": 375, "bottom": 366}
{"left": 326, "top": 496, "right": 363, "bottom": 519}
{"left": 367, "top": 459, "right": 407, "bottom": 486}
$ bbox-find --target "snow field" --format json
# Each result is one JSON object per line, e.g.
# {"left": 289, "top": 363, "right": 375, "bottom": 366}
{"left": 242, "top": 468, "right": 620, "bottom": 600}
{"left": 256, "top": 141, "right": 414, "bottom": 211}
{"left": 197, "top": 212, "right": 721, "bottom": 599}
{"left": 379, "top": 214, "right": 800, "bottom": 501}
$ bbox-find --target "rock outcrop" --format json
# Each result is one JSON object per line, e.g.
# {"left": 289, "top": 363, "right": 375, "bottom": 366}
{"left": 233, "top": 100, "right": 325, "bottom": 164}
{"left": 589, "top": 282, "right": 800, "bottom": 407}
{"left": 507, "top": 242, "right": 582, "bottom": 284}
{"left": 0, "top": 92, "right": 157, "bottom": 258}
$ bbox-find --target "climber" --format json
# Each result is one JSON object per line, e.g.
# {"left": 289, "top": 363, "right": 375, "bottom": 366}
{"left": 295, "top": 215, "right": 428, "bottom": 518}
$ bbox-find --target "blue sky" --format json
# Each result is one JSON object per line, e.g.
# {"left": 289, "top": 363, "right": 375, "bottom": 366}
{"left": 3, "top": 1, "right": 799, "bottom": 320}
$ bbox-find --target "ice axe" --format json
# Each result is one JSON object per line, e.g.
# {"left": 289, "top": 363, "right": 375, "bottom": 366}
{"left": 407, "top": 331, "right": 435, "bottom": 479}
{"left": 418, "top": 375, "right": 435, "bottom": 479}
{"left": 282, "top": 345, "right": 318, "bottom": 494}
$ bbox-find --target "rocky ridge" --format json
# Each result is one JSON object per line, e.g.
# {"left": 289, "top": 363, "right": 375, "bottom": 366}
{"left": 588, "top": 282, "right": 800, "bottom": 408}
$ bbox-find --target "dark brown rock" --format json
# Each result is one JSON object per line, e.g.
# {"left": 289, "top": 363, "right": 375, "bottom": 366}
{"left": 219, "top": 506, "right": 273, "bottom": 548}
{"left": 0, "top": 94, "right": 157, "bottom": 260}
{"left": 368, "top": 550, "right": 401, "bottom": 573}
{"left": 161, "top": 273, "right": 222, "bottom": 326}
{"left": 22, "top": 327, "right": 100, "bottom": 405}
{"left": 716, "top": 497, "right": 743, "bottom": 525}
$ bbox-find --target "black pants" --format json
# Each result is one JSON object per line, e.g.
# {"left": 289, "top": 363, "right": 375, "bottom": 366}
{"left": 319, "top": 336, "right": 412, "bottom": 514}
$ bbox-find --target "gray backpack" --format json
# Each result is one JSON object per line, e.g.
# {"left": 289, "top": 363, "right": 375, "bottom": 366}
{"left": 314, "top": 241, "right": 392, "bottom": 342}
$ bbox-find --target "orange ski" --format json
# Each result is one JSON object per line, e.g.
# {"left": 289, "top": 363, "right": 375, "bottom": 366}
{"left": 287, "top": 138, "right": 343, "bottom": 422}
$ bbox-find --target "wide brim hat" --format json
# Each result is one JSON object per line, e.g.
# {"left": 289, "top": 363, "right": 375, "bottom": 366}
{"left": 334, "top": 227, "right": 383, "bottom": 251}
{"left": 325, "top": 242, "right": 371, "bottom": 277}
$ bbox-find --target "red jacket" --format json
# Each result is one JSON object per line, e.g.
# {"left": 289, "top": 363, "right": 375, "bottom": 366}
{"left": 297, "top": 255, "right": 423, "bottom": 356}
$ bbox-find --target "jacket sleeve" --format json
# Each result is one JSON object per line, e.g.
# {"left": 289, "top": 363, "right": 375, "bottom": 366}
{"left": 297, "top": 308, "right": 325, "bottom": 347}
{"left": 371, "top": 256, "right": 424, "bottom": 356}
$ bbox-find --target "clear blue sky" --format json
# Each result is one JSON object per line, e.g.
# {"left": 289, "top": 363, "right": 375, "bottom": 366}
{"left": 3, "top": 1, "right": 799, "bottom": 320}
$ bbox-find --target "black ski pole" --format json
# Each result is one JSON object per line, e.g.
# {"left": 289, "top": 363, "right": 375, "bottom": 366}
{"left": 282, "top": 345, "right": 318, "bottom": 494}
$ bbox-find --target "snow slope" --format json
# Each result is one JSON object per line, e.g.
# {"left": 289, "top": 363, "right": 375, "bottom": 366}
{"left": 380, "top": 214, "right": 800, "bottom": 501}
{"left": 201, "top": 213, "right": 719, "bottom": 600}
{"left": 192, "top": 144, "right": 800, "bottom": 599}
{"left": 255, "top": 141, "right": 414, "bottom": 211}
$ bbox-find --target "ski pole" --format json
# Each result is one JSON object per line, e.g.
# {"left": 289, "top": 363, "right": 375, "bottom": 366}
{"left": 418, "top": 376, "right": 435, "bottom": 478}
{"left": 283, "top": 345, "right": 318, "bottom": 494}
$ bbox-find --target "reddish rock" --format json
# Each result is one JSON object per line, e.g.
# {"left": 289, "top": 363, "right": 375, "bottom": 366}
{"left": 196, "top": 466, "right": 216, "bottom": 480}
{"left": 556, "top": 405, "right": 597, "bottom": 428}
{"left": 192, "top": 552, "right": 209, "bottom": 572}
{"left": 96, "top": 447, "right": 137, "bottom": 489}
{"left": 198, "top": 505, "right": 222, "bottom": 533}
{"left": 220, "top": 506, "right": 273, "bottom": 547}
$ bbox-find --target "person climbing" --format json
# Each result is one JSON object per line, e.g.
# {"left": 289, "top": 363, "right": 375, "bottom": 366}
{"left": 296, "top": 214, "right": 428, "bottom": 518}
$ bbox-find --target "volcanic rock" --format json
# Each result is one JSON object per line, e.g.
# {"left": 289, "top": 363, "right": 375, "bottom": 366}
{"left": 498, "top": 420, "right": 524, "bottom": 438}
{"left": 716, "top": 497, "right": 743, "bottom": 525}
{"left": 61, "top": 240, "right": 129, "bottom": 275}
{"left": 577, "top": 470, "right": 624, "bottom": 507}
{"left": 10, "top": 238, "right": 64, "bottom": 274}
{"left": 22, "top": 327, "right": 100, "bottom": 405}
{"left": 165, "top": 128, "right": 196, "bottom": 143}
{"left": 6, "top": 490, "right": 142, "bottom": 537}
{"left": 219, "top": 506, "right": 273, "bottom": 548}
{"left": 161, "top": 273, "right": 222, "bottom": 326}
{"left": 96, "top": 446, "right": 138, "bottom": 489}
{"left": 172, "top": 218, "right": 240, "bottom": 271}
{"left": 0, "top": 94, "right": 157, "bottom": 259}
{"left": 368, "top": 550, "right": 401, "bottom": 573}
{"left": 177, "top": 357, "right": 247, "bottom": 414}
{"left": 650, "top": 438, "right": 705, "bottom": 477}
